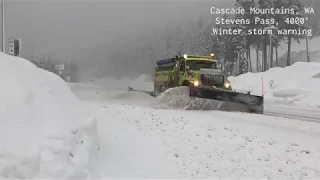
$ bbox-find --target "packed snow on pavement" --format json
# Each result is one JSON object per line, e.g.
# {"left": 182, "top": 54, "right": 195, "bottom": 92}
{"left": 79, "top": 94, "right": 320, "bottom": 179}
{"left": 0, "top": 53, "right": 99, "bottom": 179}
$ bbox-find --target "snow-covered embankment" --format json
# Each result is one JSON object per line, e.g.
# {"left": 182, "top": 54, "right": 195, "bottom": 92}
{"left": 229, "top": 62, "right": 320, "bottom": 109}
{"left": 0, "top": 53, "right": 99, "bottom": 179}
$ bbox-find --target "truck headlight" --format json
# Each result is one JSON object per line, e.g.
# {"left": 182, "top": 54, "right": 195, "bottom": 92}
{"left": 193, "top": 80, "right": 199, "bottom": 86}
{"left": 224, "top": 82, "right": 230, "bottom": 88}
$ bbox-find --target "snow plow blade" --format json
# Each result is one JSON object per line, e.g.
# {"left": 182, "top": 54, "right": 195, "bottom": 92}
{"left": 189, "top": 86, "right": 264, "bottom": 114}
{"left": 128, "top": 87, "right": 157, "bottom": 97}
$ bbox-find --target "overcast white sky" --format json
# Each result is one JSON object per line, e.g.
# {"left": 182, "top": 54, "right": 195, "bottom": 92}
{"left": 2, "top": 0, "right": 233, "bottom": 58}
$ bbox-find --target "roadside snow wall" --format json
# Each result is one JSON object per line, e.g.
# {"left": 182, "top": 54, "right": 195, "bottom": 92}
{"left": 228, "top": 62, "right": 320, "bottom": 108}
{"left": 0, "top": 53, "right": 99, "bottom": 179}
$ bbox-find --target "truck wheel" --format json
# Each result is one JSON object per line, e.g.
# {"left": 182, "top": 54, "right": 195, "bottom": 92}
{"left": 154, "top": 85, "right": 164, "bottom": 94}
{"left": 167, "top": 81, "right": 174, "bottom": 88}
{"left": 154, "top": 85, "right": 160, "bottom": 93}
{"left": 181, "top": 80, "right": 190, "bottom": 86}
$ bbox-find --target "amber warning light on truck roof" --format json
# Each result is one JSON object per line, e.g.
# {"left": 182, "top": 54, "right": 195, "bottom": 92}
{"left": 210, "top": 53, "right": 215, "bottom": 57}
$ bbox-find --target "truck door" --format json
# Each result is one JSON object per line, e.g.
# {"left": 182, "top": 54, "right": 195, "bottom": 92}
{"left": 172, "top": 61, "right": 179, "bottom": 86}
{"left": 179, "top": 60, "right": 186, "bottom": 85}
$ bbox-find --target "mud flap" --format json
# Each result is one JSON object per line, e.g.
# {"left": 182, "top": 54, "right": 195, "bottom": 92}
{"left": 189, "top": 86, "right": 264, "bottom": 114}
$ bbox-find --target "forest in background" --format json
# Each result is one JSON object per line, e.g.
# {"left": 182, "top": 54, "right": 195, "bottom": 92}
{"left": 162, "top": 0, "right": 320, "bottom": 76}
{"left": 93, "top": 0, "right": 320, "bottom": 79}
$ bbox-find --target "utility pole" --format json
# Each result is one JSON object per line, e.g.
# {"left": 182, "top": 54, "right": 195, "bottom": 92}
{"left": 1, "top": 0, "right": 4, "bottom": 53}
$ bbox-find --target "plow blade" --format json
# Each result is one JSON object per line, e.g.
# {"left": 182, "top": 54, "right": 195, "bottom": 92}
{"left": 189, "top": 86, "right": 264, "bottom": 114}
{"left": 128, "top": 87, "right": 157, "bottom": 97}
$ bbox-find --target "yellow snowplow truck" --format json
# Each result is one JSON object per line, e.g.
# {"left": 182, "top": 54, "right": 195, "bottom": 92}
{"left": 130, "top": 53, "right": 263, "bottom": 114}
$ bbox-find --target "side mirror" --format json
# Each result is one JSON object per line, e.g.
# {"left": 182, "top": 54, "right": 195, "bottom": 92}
{"left": 176, "top": 61, "right": 180, "bottom": 66}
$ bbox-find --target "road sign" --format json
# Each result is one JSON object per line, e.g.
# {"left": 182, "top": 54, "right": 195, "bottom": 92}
{"left": 55, "top": 64, "right": 65, "bottom": 75}
{"left": 8, "top": 38, "right": 21, "bottom": 56}
{"left": 55, "top": 64, "right": 64, "bottom": 71}
{"left": 8, "top": 38, "right": 14, "bottom": 55}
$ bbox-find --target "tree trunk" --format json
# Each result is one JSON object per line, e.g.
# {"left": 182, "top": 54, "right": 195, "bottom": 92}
{"left": 263, "top": 40, "right": 268, "bottom": 71}
{"left": 270, "top": 43, "right": 274, "bottom": 68}
{"left": 262, "top": 50, "right": 264, "bottom": 71}
{"left": 245, "top": 49, "right": 249, "bottom": 72}
{"left": 256, "top": 47, "right": 260, "bottom": 72}
{"left": 237, "top": 52, "right": 240, "bottom": 75}
{"left": 287, "top": 36, "right": 292, "bottom": 66}
{"left": 306, "top": 37, "right": 310, "bottom": 62}
{"left": 248, "top": 48, "right": 252, "bottom": 72}
{"left": 276, "top": 45, "right": 278, "bottom": 66}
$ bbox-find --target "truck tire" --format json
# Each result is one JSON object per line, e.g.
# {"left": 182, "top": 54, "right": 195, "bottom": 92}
{"left": 154, "top": 85, "right": 160, "bottom": 93}
{"left": 154, "top": 85, "right": 166, "bottom": 94}
{"left": 181, "top": 80, "right": 190, "bottom": 86}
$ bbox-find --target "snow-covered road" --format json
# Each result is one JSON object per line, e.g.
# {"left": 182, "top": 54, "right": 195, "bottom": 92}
{"left": 69, "top": 83, "right": 320, "bottom": 179}
{"left": 264, "top": 104, "right": 320, "bottom": 123}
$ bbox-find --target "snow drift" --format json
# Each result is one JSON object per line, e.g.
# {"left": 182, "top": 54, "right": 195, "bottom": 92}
{"left": 229, "top": 62, "right": 320, "bottom": 108}
{"left": 86, "top": 75, "right": 226, "bottom": 110}
{"left": 0, "top": 53, "right": 99, "bottom": 179}
{"left": 154, "top": 86, "right": 259, "bottom": 113}
{"left": 154, "top": 86, "right": 223, "bottom": 110}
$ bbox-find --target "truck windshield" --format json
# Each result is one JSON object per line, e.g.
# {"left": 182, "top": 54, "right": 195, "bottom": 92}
{"left": 186, "top": 60, "right": 217, "bottom": 70}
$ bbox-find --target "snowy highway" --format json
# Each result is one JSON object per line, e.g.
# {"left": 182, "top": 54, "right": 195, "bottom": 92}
{"left": 69, "top": 83, "right": 320, "bottom": 179}
{"left": 265, "top": 104, "right": 320, "bottom": 123}
{"left": 69, "top": 82, "right": 320, "bottom": 123}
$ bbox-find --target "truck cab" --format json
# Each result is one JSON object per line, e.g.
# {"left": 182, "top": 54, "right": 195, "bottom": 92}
{"left": 153, "top": 53, "right": 232, "bottom": 93}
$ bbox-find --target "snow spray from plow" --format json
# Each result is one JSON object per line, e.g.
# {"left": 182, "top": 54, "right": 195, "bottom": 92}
{"left": 128, "top": 86, "right": 264, "bottom": 113}
{"left": 154, "top": 87, "right": 224, "bottom": 110}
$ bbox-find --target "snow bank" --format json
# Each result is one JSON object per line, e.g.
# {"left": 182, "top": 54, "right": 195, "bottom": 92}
{"left": 229, "top": 62, "right": 320, "bottom": 108}
{"left": 0, "top": 53, "right": 99, "bottom": 179}
{"left": 84, "top": 74, "right": 154, "bottom": 91}
{"left": 96, "top": 103, "right": 320, "bottom": 179}
{"left": 155, "top": 87, "right": 223, "bottom": 110}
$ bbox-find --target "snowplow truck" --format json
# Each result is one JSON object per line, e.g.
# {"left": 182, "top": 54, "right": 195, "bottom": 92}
{"left": 152, "top": 53, "right": 264, "bottom": 114}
